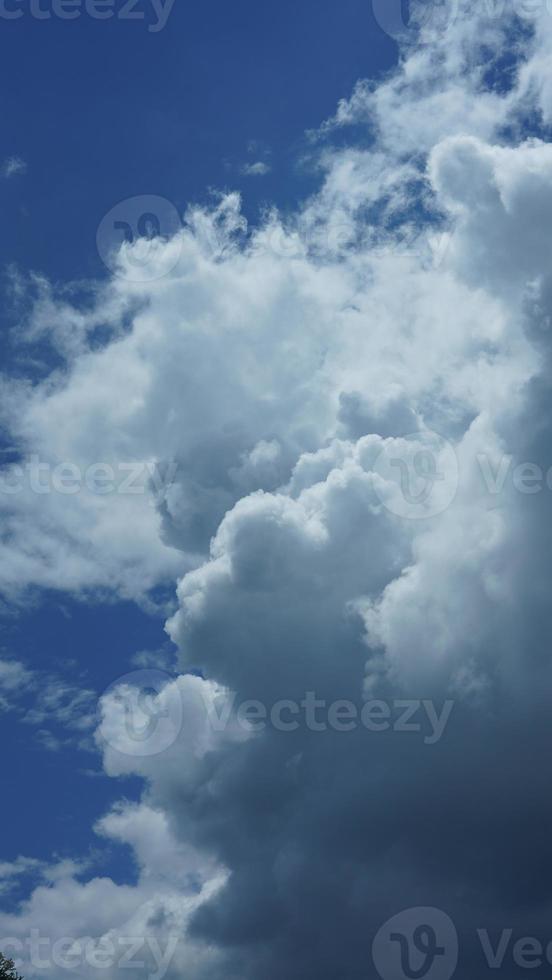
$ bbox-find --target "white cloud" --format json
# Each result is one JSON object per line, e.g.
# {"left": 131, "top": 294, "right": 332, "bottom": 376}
{"left": 1, "top": 157, "right": 27, "bottom": 179}
{"left": 4, "top": 1, "right": 552, "bottom": 974}
{"left": 241, "top": 161, "right": 271, "bottom": 177}
{"left": 0, "top": 658, "right": 32, "bottom": 693}
{"left": 0, "top": 658, "right": 98, "bottom": 751}
{"left": 0, "top": 803, "right": 226, "bottom": 979}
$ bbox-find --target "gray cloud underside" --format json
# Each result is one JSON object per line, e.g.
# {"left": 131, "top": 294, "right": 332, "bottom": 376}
{"left": 3, "top": 3, "right": 552, "bottom": 977}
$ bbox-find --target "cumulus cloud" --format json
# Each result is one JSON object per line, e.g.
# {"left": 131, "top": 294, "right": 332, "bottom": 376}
{"left": 0, "top": 804, "right": 226, "bottom": 979}
{"left": 4, "top": 1, "right": 552, "bottom": 976}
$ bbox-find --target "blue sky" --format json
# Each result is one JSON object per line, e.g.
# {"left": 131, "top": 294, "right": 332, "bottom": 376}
{"left": 3, "top": 2, "right": 552, "bottom": 979}
{"left": 0, "top": 0, "right": 394, "bottom": 284}
{"left": 0, "top": 0, "right": 396, "bottom": 886}
{"left": 0, "top": 598, "right": 158, "bottom": 871}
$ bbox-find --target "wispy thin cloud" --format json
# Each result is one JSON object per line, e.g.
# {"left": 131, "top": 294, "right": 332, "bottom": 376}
{"left": 241, "top": 160, "right": 271, "bottom": 177}
{"left": 0, "top": 657, "right": 96, "bottom": 752}
{"left": 1, "top": 156, "right": 27, "bottom": 179}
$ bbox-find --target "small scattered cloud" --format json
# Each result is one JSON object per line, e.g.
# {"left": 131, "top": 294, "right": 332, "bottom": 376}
{"left": 131, "top": 645, "right": 178, "bottom": 671}
{"left": 22, "top": 678, "right": 97, "bottom": 754}
{"left": 34, "top": 729, "right": 64, "bottom": 753}
{"left": 241, "top": 160, "right": 271, "bottom": 177}
{"left": 0, "top": 658, "right": 33, "bottom": 693}
{"left": 240, "top": 139, "right": 272, "bottom": 177}
{"left": 1, "top": 156, "right": 27, "bottom": 179}
{"left": 0, "top": 857, "right": 44, "bottom": 897}
{"left": 0, "top": 657, "right": 96, "bottom": 752}
{"left": 0, "top": 855, "right": 89, "bottom": 898}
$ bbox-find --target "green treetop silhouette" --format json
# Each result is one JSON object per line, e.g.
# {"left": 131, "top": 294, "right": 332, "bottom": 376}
{"left": 0, "top": 953, "right": 23, "bottom": 979}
